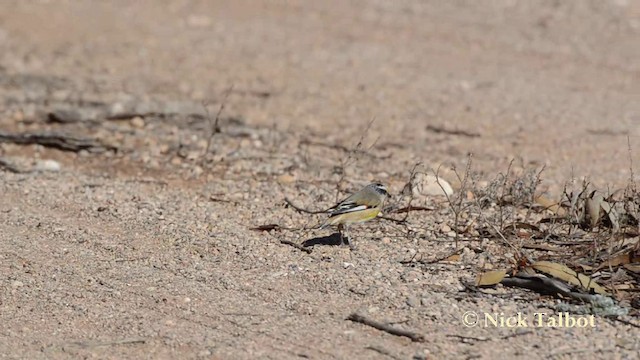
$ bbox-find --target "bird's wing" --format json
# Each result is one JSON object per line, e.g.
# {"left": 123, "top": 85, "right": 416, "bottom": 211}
{"left": 327, "top": 202, "right": 371, "bottom": 217}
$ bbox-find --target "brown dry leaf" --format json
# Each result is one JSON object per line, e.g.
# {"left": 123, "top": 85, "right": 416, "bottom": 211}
{"left": 610, "top": 283, "right": 634, "bottom": 291}
{"left": 522, "top": 243, "right": 562, "bottom": 252}
{"left": 466, "top": 190, "right": 475, "bottom": 201}
{"left": 445, "top": 254, "right": 461, "bottom": 262}
{"left": 596, "top": 250, "right": 640, "bottom": 270}
{"left": 532, "top": 261, "right": 609, "bottom": 295}
{"left": 535, "top": 195, "right": 566, "bottom": 216}
{"left": 502, "top": 222, "right": 541, "bottom": 232}
{"left": 608, "top": 188, "right": 626, "bottom": 202}
{"left": 277, "top": 173, "right": 296, "bottom": 184}
{"left": 575, "top": 263, "right": 594, "bottom": 271}
{"left": 585, "top": 191, "right": 603, "bottom": 228}
{"left": 476, "top": 270, "right": 507, "bottom": 286}
{"left": 623, "top": 263, "right": 640, "bottom": 273}
{"left": 250, "top": 224, "right": 281, "bottom": 231}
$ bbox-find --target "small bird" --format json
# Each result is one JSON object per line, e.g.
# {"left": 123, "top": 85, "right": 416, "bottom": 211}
{"left": 320, "top": 182, "right": 389, "bottom": 249}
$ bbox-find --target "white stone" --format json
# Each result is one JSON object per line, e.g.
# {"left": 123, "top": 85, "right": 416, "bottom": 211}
{"left": 412, "top": 173, "right": 453, "bottom": 197}
{"left": 34, "top": 159, "right": 61, "bottom": 172}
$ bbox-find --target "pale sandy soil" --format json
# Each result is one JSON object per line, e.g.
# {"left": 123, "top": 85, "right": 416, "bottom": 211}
{"left": 1, "top": 1, "right": 640, "bottom": 359}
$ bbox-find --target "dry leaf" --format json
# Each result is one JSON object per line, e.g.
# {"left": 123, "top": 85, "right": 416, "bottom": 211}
{"left": 610, "top": 284, "right": 634, "bottom": 291}
{"left": 522, "top": 243, "right": 562, "bottom": 252}
{"left": 277, "top": 173, "right": 296, "bottom": 184}
{"left": 535, "top": 195, "right": 566, "bottom": 216}
{"left": 585, "top": 191, "right": 603, "bottom": 228}
{"left": 596, "top": 250, "right": 640, "bottom": 270}
{"left": 623, "top": 263, "right": 640, "bottom": 273}
{"left": 532, "top": 261, "right": 609, "bottom": 295}
{"left": 575, "top": 263, "right": 594, "bottom": 271}
{"left": 445, "top": 254, "right": 461, "bottom": 262}
{"left": 608, "top": 188, "right": 626, "bottom": 202}
{"left": 599, "top": 200, "right": 620, "bottom": 231}
{"left": 466, "top": 190, "right": 475, "bottom": 201}
{"left": 476, "top": 270, "right": 507, "bottom": 286}
{"left": 503, "top": 222, "right": 541, "bottom": 232}
{"left": 250, "top": 224, "right": 281, "bottom": 231}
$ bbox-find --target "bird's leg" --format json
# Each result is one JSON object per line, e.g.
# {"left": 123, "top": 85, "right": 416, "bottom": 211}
{"left": 338, "top": 224, "right": 345, "bottom": 245}
{"left": 345, "top": 225, "right": 356, "bottom": 250}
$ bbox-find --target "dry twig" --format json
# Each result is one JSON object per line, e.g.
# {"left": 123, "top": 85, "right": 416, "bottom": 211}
{"left": 426, "top": 124, "right": 481, "bottom": 138}
{"left": 347, "top": 313, "right": 425, "bottom": 342}
{"left": 401, "top": 247, "right": 464, "bottom": 265}
{"left": 71, "top": 337, "right": 146, "bottom": 348}
{"left": 284, "top": 198, "right": 327, "bottom": 214}
{"left": 280, "top": 239, "right": 313, "bottom": 254}
{"left": 334, "top": 117, "right": 376, "bottom": 202}
{"left": 0, "top": 158, "right": 23, "bottom": 173}
{"left": 437, "top": 155, "right": 473, "bottom": 248}
{"left": 202, "top": 86, "right": 233, "bottom": 161}
{"left": 0, "top": 131, "right": 116, "bottom": 152}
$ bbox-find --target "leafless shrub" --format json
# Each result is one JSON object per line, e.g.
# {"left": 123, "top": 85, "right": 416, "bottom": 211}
{"left": 333, "top": 117, "right": 376, "bottom": 201}
{"left": 201, "top": 86, "right": 233, "bottom": 165}
{"left": 436, "top": 154, "right": 474, "bottom": 248}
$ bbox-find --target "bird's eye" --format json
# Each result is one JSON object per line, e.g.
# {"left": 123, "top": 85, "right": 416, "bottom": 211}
{"left": 374, "top": 184, "right": 388, "bottom": 195}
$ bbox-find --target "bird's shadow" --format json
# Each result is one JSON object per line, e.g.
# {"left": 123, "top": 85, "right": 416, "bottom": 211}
{"left": 302, "top": 232, "right": 349, "bottom": 247}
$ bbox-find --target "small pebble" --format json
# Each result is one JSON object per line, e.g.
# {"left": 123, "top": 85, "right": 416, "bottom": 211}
{"left": 406, "top": 296, "right": 420, "bottom": 308}
{"left": 130, "top": 116, "right": 145, "bottom": 128}
{"left": 198, "top": 349, "right": 212, "bottom": 357}
{"left": 34, "top": 159, "right": 61, "bottom": 172}
{"left": 277, "top": 173, "right": 296, "bottom": 184}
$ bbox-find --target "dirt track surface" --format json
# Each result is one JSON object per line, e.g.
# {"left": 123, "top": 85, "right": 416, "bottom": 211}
{"left": 1, "top": 1, "right": 640, "bottom": 359}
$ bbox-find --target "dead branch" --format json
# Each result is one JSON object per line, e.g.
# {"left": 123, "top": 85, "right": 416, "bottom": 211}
{"left": 437, "top": 156, "right": 473, "bottom": 248}
{"left": 284, "top": 198, "right": 327, "bottom": 214}
{"left": 398, "top": 162, "right": 424, "bottom": 222}
{"left": 612, "top": 317, "right": 640, "bottom": 329}
{"left": 627, "top": 135, "right": 637, "bottom": 195}
{"left": 0, "top": 131, "right": 116, "bottom": 153}
{"left": 426, "top": 124, "right": 480, "bottom": 138}
{"left": 500, "top": 273, "right": 600, "bottom": 302}
{"left": 400, "top": 247, "right": 463, "bottom": 265}
{"left": 346, "top": 313, "right": 425, "bottom": 342}
{"left": 202, "top": 86, "right": 233, "bottom": 161}
{"left": 0, "top": 158, "right": 24, "bottom": 173}
{"left": 500, "top": 330, "right": 534, "bottom": 340}
{"left": 391, "top": 205, "right": 434, "bottom": 214}
{"left": 446, "top": 334, "right": 489, "bottom": 342}
{"left": 209, "top": 197, "right": 239, "bottom": 204}
{"left": 334, "top": 117, "right": 376, "bottom": 202}
{"left": 280, "top": 239, "right": 313, "bottom": 254}
{"left": 71, "top": 337, "right": 146, "bottom": 348}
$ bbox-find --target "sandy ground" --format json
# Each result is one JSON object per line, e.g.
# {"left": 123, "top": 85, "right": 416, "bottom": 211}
{"left": 1, "top": 1, "right": 640, "bottom": 359}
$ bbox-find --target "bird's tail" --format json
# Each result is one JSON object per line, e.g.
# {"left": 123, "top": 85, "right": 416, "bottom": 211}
{"left": 316, "top": 220, "right": 329, "bottom": 230}
{"left": 317, "top": 214, "right": 339, "bottom": 230}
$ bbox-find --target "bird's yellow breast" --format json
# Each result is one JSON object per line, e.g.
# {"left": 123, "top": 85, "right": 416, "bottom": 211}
{"left": 326, "top": 208, "right": 381, "bottom": 226}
